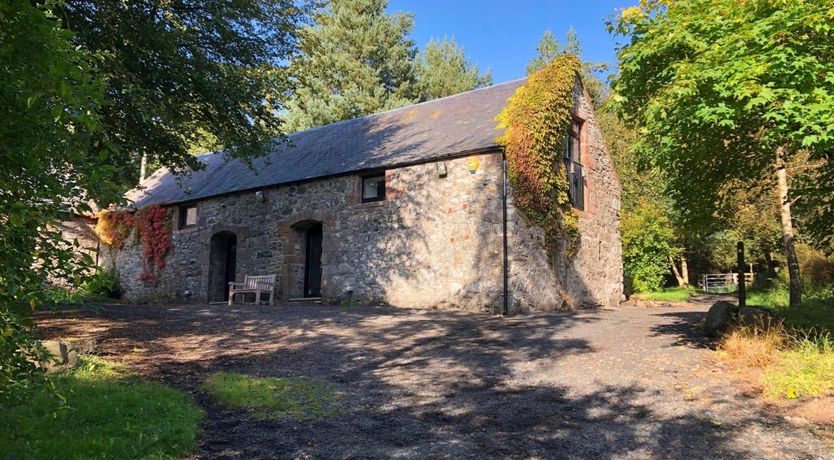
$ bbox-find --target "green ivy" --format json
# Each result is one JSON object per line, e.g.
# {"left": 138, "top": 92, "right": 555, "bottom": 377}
{"left": 496, "top": 54, "right": 581, "bottom": 256}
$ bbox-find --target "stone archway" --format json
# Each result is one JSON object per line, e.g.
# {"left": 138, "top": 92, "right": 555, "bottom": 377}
{"left": 208, "top": 231, "right": 237, "bottom": 302}
{"left": 282, "top": 220, "right": 323, "bottom": 299}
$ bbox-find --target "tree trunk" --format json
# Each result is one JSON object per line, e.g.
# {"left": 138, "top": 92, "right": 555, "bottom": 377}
{"left": 681, "top": 255, "right": 689, "bottom": 286}
{"left": 669, "top": 254, "right": 689, "bottom": 287}
{"left": 139, "top": 154, "right": 148, "bottom": 183}
{"left": 775, "top": 147, "right": 801, "bottom": 308}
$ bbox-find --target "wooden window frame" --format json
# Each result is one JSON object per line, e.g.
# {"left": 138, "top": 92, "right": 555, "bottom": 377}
{"left": 178, "top": 204, "right": 198, "bottom": 229}
{"left": 361, "top": 174, "right": 386, "bottom": 203}
{"left": 564, "top": 119, "right": 585, "bottom": 211}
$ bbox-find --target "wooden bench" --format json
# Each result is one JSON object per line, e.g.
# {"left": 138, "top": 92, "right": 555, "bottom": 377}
{"left": 228, "top": 274, "right": 276, "bottom": 305}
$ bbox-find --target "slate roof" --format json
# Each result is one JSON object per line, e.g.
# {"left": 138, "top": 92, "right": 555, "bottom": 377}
{"left": 128, "top": 78, "right": 526, "bottom": 208}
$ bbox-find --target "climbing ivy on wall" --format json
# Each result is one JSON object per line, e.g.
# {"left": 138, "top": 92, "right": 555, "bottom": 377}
{"left": 95, "top": 205, "right": 172, "bottom": 284}
{"left": 95, "top": 209, "right": 133, "bottom": 249}
{"left": 496, "top": 54, "right": 581, "bottom": 256}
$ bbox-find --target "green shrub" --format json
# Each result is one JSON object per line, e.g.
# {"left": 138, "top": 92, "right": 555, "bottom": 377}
{"left": 0, "top": 355, "right": 203, "bottom": 459}
{"left": 621, "top": 199, "right": 677, "bottom": 292}
{"left": 0, "top": 309, "right": 51, "bottom": 405}
{"left": 81, "top": 268, "right": 121, "bottom": 299}
{"left": 201, "top": 371, "right": 340, "bottom": 420}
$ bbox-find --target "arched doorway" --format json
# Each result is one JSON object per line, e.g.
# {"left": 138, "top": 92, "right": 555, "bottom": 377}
{"left": 208, "top": 231, "right": 237, "bottom": 302}
{"left": 303, "top": 223, "right": 323, "bottom": 297}
{"left": 287, "top": 220, "right": 323, "bottom": 299}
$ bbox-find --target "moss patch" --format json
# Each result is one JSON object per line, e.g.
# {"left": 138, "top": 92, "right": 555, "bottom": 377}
{"left": 200, "top": 372, "right": 340, "bottom": 420}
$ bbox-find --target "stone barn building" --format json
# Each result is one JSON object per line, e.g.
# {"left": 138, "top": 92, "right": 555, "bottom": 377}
{"left": 108, "top": 78, "right": 623, "bottom": 313}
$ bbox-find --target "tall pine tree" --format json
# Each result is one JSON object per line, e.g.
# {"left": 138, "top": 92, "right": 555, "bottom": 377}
{"left": 416, "top": 37, "right": 492, "bottom": 101}
{"left": 284, "top": 0, "right": 418, "bottom": 131}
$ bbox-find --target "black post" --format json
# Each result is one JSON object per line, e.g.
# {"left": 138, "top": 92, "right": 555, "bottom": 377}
{"left": 502, "top": 151, "right": 509, "bottom": 316}
{"left": 737, "top": 241, "right": 746, "bottom": 308}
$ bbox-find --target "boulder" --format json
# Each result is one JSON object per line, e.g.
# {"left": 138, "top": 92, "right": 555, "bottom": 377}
{"left": 736, "top": 306, "right": 775, "bottom": 328}
{"left": 41, "top": 340, "right": 68, "bottom": 373}
{"left": 38, "top": 338, "right": 96, "bottom": 373}
{"left": 704, "top": 301, "right": 738, "bottom": 337}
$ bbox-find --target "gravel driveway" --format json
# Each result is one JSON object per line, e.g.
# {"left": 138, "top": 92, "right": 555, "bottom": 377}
{"left": 36, "top": 298, "right": 832, "bottom": 459}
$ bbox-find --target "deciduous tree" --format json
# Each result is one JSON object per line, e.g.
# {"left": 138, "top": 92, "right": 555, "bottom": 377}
{"left": 611, "top": 0, "right": 834, "bottom": 307}
{"left": 61, "top": 0, "right": 304, "bottom": 183}
{"left": 1, "top": 0, "right": 116, "bottom": 403}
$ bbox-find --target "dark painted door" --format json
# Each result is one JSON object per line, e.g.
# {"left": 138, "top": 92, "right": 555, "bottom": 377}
{"left": 223, "top": 239, "right": 237, "bottom": 301}
{"left": 304, "top": 225, "right": 323, "bottom": 297}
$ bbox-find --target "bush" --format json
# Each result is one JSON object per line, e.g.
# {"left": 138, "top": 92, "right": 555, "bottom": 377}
{"left": 621, "top": 200, "right": 677, "bottom": 292}
{"left": 0, "top": 310, "right": 51, "bottom": 406}
{"left": 796, "top": 244, "right": 834, "bottom": 289}
{"left": 81, "top": 268, "right": 121, "bottom": 299}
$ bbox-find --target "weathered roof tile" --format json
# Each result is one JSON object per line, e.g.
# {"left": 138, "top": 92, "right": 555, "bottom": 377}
{"left": 129, "top": 78, "right": 525, "bottom": 207}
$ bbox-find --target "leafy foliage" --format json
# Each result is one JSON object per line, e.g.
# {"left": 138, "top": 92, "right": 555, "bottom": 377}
{"left": 95, "top": 206, "right": 173, "bottom": 284}
{"left": 611, "top": 0, "right": 834, "bottom": 306}
{"left": 611, "top": 0, "right": 834, "bottom": 236}
{"left": 0, "top": 0, "right": 117, "bottom": 401}
{"left": 497, "top": 54, "right": 581, "bottom": 256}
{"left": 528, "top": 29, "right": 608, "bottom": 107}
{"left": 81, "top": 268, "right": 121, "bottom": 299}
{"left": 59, "top": 0, "right": 304, "bottom": 182}
{"left": 0, "top": 310, "right": 51, "bottom": 406}
{"left": 621, "top": 199, "right": 677, "bottom": 292}
{"left": 95, "top": 209, "right": 134, "bottom": 249}
{"left": 133, "top": 205, "right": 173, "bottom": 284}
{"left": 415, "top": 37, "right": 492, "bottom": 100}
{"left": 284, "top": 0, "right": 419, "bottom": 131}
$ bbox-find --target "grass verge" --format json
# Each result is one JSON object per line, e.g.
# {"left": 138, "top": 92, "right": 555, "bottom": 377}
{"left": 746, "top": 286, "right": 834, "bottom": 333}
{"left": 0, "top": 355, "right": 203, "bottom": 459}
{"left": 719, "top": 324, "right": 834, "bottom": 400}
{"left": 200, "top": 371, "right": 340, "bottom": 419}
{"left": 633, "top": 286, "right": 695, "bottom": 302}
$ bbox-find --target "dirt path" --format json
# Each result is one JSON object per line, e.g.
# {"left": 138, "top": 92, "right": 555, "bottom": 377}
{"left": 36, "top": 299, "right": 832, "bottom": 459}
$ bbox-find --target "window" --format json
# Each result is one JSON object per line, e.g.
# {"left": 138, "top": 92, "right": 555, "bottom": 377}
{"left": 361, "top": 174, "right": 386, "bottom": 203}
{"left": 178, "top": 205, "right": 197, "bottom": 229}
{"left": 564, "top": 120, "right": 585, "bottom": 210}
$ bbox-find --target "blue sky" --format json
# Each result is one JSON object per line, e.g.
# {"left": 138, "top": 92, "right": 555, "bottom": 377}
{"left": 388, "top": 0, "right": 632, "bottom": 83}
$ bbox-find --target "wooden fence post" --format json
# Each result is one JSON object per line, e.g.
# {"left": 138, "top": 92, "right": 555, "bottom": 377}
{"left": 737, "top": 241, "right": 746, "bottom": 308}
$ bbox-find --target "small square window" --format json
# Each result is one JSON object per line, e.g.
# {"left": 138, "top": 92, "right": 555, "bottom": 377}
{"left": 361, "top": 174, "right": 386, "bottom": 203}
{"left": 178, "top": 205, "right": 197, "bottom": 229}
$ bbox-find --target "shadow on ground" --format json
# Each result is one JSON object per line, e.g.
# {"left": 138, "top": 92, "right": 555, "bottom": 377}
{"left": 34, "top": 303, "right": 829, "bottom": 459}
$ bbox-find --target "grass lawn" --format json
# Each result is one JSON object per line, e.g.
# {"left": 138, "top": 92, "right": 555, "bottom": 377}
{"left": 747, "top": 286, "right": 834, "bottom": 334}
{"left": 0, "top": 356, "right": 203, "bottom": 459}
{"left": 200, "top": 371, "right": 340, "bottom": 419}
{"left": 632, "top": 286, "right": 695, "bottom": 302}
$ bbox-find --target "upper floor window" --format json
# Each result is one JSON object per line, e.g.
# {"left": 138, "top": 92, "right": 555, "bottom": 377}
{"left": 178, "top": 205, "right": 197, "bottom": 229}
{"left": 361, "top": 174, "right": 386, "bottom": 203}
{"left": 564, "top": 120, "right": 585, "bottom": 210}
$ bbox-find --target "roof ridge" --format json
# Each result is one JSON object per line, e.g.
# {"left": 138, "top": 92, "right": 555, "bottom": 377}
{"left": 292, "top": 77, "right": 528, "bottom": 136}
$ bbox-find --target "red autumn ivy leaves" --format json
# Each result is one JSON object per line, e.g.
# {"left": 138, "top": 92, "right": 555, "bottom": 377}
{"left": 96, "top": 205, "right": 172, "bottom": 284}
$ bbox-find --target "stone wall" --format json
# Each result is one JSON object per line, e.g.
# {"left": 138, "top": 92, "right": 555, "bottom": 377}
{"left": 506, "top": 82, "right": 624, "bottom": 310}
{"left": 50, "top": 215, "right": 103, "bottom": 288}
{"left": 107, "top": 85, "right": 623, "bottom": 312}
